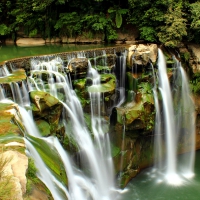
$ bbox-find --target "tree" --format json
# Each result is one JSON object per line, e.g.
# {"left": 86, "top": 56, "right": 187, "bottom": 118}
{"left": 157, "top": 5, "right": 187, "bottom": 47}
{"left": 127, "top": 0, "right": 168, "bottom": 42}
{"left": 189, "top": 2, "right": 200, "bottom": 43}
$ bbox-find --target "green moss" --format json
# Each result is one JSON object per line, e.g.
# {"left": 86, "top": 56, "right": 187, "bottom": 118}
{"left": 0, "top": 69, "right": 26, "bottom": 84}
{"left": 87, "top": 74, "right": 116, "bottom": 93}
{"left": 26, "top": 135, "right": 68, "bottom": 186}
{"left": 30, "top": 91, "right": 60, "bottom": 109}
{"left": 95, "top": 65, "right": 111, "bottom": 73}
{"left": 138, "top": 82, "right": 152, "bottom": 94}
{"left": 35, "top": 120, "right": 50, "bottom": 136}
{"left": 63, "top": 134, "right": 78, "bottom": 153}
{"left": 110, "top": 143, "right": 121, "bottom": 157}
{"left": 73, "top": 78, "right": 86, "bottom": 90}
{"left": 190, "top": 73, "right": 200, "bottom": 94}
{"left": 181, "top": 51, "right": 190, "bottom": 62}
{"left": 126, "top": 72, "right": 138, "bottom": 92}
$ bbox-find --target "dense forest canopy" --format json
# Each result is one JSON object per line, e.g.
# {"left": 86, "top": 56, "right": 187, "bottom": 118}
{"left": 0, "top": 0, "right": 200, "bottom": 47}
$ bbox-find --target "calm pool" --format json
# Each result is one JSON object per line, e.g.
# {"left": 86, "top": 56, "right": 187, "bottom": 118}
{"left": 0, "top": 43, "right": 111, "bottom": 63}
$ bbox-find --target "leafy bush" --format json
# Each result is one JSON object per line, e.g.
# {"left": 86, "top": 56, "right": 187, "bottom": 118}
{"left": 139, "top": 26, "right": 157, "bottom": 42}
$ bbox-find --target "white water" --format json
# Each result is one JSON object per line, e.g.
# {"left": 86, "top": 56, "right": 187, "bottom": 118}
{"left": 155, "top": 49, "right": 195, "bottom": 185}
{"left": 25, "top": 137, "right": 70, "bottom": 200}
{"left": 0, "top": 85, "right": 5, "bottom": 100}
{"left": 115, "top": 51, "right": 127, "bottom": 106}
{"left": 172, "top": 58, "right": 196, "bottom": 178}
{"left": 151, "top": 62, "right": 163, "bottom": 170}
{"left": 0, "top": 65, "right": 10, "bottom": 77}
{"left": 10, "top": 82, "right": 24, "bottom": 106}
{"left": 18, "top": 56, "right": 117, "bottom": 200}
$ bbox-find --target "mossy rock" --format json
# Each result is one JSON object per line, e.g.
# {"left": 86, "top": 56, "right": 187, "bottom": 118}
{"left": 68, "top": 58, "right": 88, "bottom": 73}
{"left": 26, "top": 135, "right": 68, "bottom": 187}
{"left": 0, "top": 69, "right": 26, "bottom": 84}
{"left": 0, "top": 103, "right": 23, "bottom": 143}
{"left": 115, "top": 80, "right": 155, "bottom": 133}
{"left": 87, "top": 74, "right": 116, "bottom": 95}
{"left": 30, "top": 91, "right": 61, "bottom": 112}
{"left": 35, "top": 119, "right": 50, "bottom": 137}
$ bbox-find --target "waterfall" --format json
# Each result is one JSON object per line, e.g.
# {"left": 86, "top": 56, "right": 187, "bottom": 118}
{"left": 172, "top": 57, "right": 196, "bottom": 178}
{"left": 0, "top": 85, "right": 5, "bottom": 101}
{"left": 154, "top": 49, "right": 195, "bottom": 185}
{"left": 10, "top": 82, "right": 24, "bottom": 106}
{"left": 115, "top": 51, "right": 127, "bottom": 106}
{"left": 13, "top": 55, "right": 117, "bottom": 200}
{"left": 24, "top": 137, "right": 70, "bottom": 200}
{"left": 151, "top": 63, "right": 163, "bottom": 171}
{"left": 0, "top": 65, "right": 10, "bottom": 77}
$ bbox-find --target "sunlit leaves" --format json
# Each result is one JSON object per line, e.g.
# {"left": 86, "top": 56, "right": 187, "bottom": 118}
{"left": 190, "top": 2, "right": 200, "bottom": 31}
{"left": 157, "top": 6, "right": 187, "bottom": 47}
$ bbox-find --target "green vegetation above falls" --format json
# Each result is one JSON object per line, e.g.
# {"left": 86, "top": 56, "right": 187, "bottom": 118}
{"left": 1, "top": 0, "right": 200, "bottom": 46}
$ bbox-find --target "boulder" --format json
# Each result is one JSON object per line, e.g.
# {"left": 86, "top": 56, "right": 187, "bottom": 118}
{"left": 68, "top": 58, "right": 88, "bottom": 74}
{"left": 127, "top": 44, "right": 158, "bottom": 69}
{"left": 30, "top": 91, "right": 63, "bottom": 133}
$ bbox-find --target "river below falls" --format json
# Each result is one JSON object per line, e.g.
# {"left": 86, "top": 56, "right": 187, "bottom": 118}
{"left": 121, "top": 150, "right": 200, "bottom": 200}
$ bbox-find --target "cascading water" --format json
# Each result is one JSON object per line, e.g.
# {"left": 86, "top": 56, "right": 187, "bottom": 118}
{"left": 0, "top": 85, "right": 5, "bottom": 100}
{"left": 151, "top": 62, "right": 163, "bottom": 171}
{"left": 154, "top": 49, "right": 196, "bottom": 185}
{"left": 0, "top": 65, "right": 10, "bottom": 77}
{"left": 172, "top": 57, "right": 195, "bottom": 178}
{"left": 115, "top": 51, "right": 127, "bottom": 106}
{"left": 10, "top": 82, "right": 25, "bottom": 106}
{"left": 9, "top": 54, "right": 119, "bottom": 200}
{"left": 157, "top": 49, "right": 177, "bottom": 181}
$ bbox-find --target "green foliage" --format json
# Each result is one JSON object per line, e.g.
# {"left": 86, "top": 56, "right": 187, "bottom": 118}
{"left": 108, "top": 6, "right": 128, "bottom": 28}
{"left": 29, "top": 28, "right": 38, "bottom": 37}
{"left": 1, "top": 0, "right": 200, "bottom": 45}
{"left": 157, "top": 5, "right": 187, "bottom": 47}
{"left": 181, "top": 51, "right": 190, "bottom": 62}
{"left": 55, "top": 12, "right": 81, "bottom": 37}
{"left": 190, "top": 73, "right": 200, "bottom": 94}
{"left": 127, "top": 0, "right": 167, "bottom": 43}
{"left": 81, "top": 13, "right": 117, "bottom": 41}
{"left": 26, "top": 158, "right": 39, "bottom": 181}
{"left": 139, "top": 26, "right": 157, "bottom": 42}
{"left": 0, "top": 24, "right": 10, "bottom": 35}
{"left": 190, "top": 2, "right": 200, "bottom": 31}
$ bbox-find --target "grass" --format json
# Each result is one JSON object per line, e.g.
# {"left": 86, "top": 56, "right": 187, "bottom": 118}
{"left": 0, "top": 150, "right": 18, "bottom": 200}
